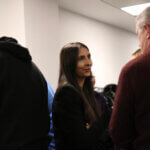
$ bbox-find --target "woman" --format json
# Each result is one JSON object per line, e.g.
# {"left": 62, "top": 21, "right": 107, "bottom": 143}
{"left": 52, "top": 42, "right": 112, "bottom": 150}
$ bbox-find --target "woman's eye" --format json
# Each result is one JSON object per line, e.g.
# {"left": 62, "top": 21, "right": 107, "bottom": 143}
{"left": 78, "top": 56, "right": 85, "bottom": 60}
{"left": 88, "top": 54, "right": 91, "bottom": 59}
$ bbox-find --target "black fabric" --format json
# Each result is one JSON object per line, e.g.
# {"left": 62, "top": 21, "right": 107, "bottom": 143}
{"left": 0, "top": 37, "right": 50, "bottom": 150}
{"left": 0, "top": 41, "right": 31, "bottom": 62}
{"left": 52, "top": 84, "right": 112, "bottom": 150}
{"left": 0, "top": 36, "right": 18, "bottom": 43}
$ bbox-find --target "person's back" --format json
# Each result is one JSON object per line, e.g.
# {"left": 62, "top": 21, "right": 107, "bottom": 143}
{"left": 109, "top": 50, "right": 150, "bottom": 150}
{"left": 130, "top": 51, "right": 150, "bottom": 149}
{"left": 0, "top": 37, "right": 50, "bottom": 150}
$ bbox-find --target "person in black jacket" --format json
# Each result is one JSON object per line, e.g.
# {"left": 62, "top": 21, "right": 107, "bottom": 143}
{"left": 0, "top": 36, "right": 50, "bottom": 150}
{"left": 52, "top": 42, "right": 112, "bottom": 150}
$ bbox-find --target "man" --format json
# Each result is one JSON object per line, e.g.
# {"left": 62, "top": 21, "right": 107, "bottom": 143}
{"left": 0, "top": 37, "right": 50, "bottom": 150}
{"left": 109, "top": 7, "right": 150, "bottom": 150}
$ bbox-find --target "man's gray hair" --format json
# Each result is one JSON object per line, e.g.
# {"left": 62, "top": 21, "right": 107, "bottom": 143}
{"left": 136, "top": 7, "right": 150, "bottom": 33}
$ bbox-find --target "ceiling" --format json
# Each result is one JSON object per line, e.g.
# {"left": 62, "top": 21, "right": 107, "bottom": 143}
{"left": 59, "top": 0, "right": 149, "bottom": 33}
{"left": 101, "top": 0, "right": 150, "bottom": 8}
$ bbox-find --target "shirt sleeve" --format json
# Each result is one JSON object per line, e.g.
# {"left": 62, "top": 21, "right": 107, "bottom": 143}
{"left": 46, "top": 81, "right": 55, "bottom": 149}
{"left": 46, "top": 80, "right": 54, "bottom": 113}
{"left": 109, "top": 66, "right": 136, "bottom": 149}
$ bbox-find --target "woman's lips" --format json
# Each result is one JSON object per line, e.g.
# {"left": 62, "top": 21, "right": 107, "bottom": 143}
{"left": 84, "top": 68, "right": 91, "bottom": 72}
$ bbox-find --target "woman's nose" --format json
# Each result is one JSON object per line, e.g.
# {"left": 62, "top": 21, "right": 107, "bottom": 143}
{"left": 85, "top": 58, "right": 92, "bottom": 66}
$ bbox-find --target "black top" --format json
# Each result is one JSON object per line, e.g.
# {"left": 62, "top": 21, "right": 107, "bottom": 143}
{"left": 0, "top": 38, "right": 50, "bottom": 150}
{"left": 52, "top": 84, "right": 111, "bottom": 150}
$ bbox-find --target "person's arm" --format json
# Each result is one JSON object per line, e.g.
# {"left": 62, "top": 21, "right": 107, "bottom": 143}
{"left": 47, "top": 81, "right": 54, "bottom": 113}
{"left": 46, "top": 81, "right": 55, "bottom": 149}
{"left": 53, "top": 85, "right": 111, "bottom": 150}
{"left": 109, "top": 67, "right": 136, "bottom": 149}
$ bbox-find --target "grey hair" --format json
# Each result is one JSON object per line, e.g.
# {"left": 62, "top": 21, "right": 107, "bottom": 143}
{"left": 136, "top": 7, "right": 150, "bottom": 33}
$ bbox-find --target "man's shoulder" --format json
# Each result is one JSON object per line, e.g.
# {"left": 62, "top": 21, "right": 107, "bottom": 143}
{"left": 121, "top": 53, "right": 149, "bottom": 75}
{"left": 122, "top": 55, "right": 145, "bottom": 74}
{"left": 120, "top": 60, "right": 137, "bottom": 79}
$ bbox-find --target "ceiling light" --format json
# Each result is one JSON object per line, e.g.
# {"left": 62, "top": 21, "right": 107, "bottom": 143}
{"left": 121, "top": 3, "right": 150, "bottom": 16}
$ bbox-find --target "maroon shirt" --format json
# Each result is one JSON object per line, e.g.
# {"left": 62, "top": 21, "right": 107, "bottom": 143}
{"left": 109, "top": 48, "right": 150, "bottom": 150}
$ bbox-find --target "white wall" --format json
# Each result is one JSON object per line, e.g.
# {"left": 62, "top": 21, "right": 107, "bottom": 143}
{"left": 24, "top": 0, "right": 59, "bottom": 90}
{"left": 0, "top": 0, "right": 26, "bottom": 45}
{"left": 0, "top": 0, "right": 139, "bottom": 90}
{"left": 59, "top": 9, "right": 139, "bottom": 88}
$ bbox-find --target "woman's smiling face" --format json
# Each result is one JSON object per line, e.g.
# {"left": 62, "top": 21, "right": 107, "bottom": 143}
{"left": 76, "top": 47, "right": 92, "bottom": 79}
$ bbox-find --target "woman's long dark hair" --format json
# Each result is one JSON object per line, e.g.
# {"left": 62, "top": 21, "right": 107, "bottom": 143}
{"left": 58, "top": 42, "right": 101, "bottom": 125}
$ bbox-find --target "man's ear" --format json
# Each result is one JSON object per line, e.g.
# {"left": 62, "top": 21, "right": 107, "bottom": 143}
{"left": 144, "top": 24, "right": 150, "bottom": 39}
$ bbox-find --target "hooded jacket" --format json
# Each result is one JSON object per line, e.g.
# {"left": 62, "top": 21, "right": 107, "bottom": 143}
{"left": 0, "top": 37, "right": 50, "bottom": 150}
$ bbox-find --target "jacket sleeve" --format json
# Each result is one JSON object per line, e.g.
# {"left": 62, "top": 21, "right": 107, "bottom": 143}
{"left": 52, "top": 85, "right": 111, "bottom": 150}
{"left": 109, "top": 66, "right": 136, "bottom": 149}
